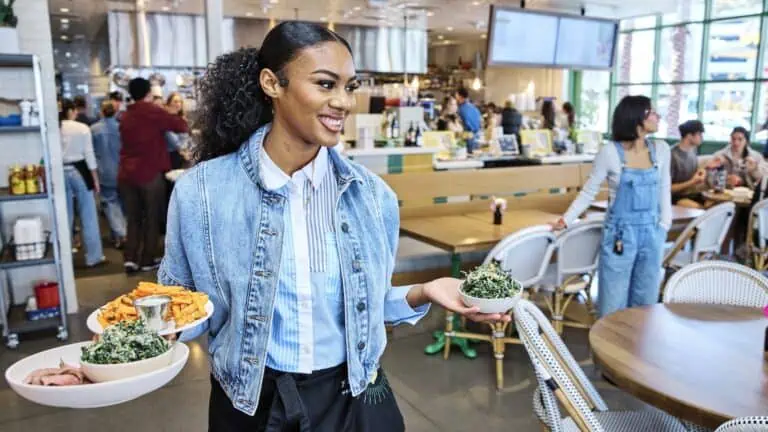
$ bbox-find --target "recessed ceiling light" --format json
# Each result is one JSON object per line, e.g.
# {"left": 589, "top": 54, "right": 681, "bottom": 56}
{"left": 162, "top": 6, "right": 170, "bottom": 11}
{"left": 397, "top": 4, "right": 406, "bottom": 9}
{"left": 426, "top": 11, "right": 434, "bottom": 17}
{"left": 472, "top": 1, "right": 480, "bottom": 5}
{"left": 65, "top": 52, "right": 71, "bottom": 57}
{"left": 61, "top": 18, "right": 70, "bottom": 24}
{"left": 446, "top": 26, "right": 454, "bottom": 31}
{"left": 60, "top": 7, "right": 69, "bottom": 13}
{"left": 437, "top": 34, "right": 444, "bottom": 39}
{"left": 269, "top": 0, "right": 278, "bottom": 3}
{"left": 320, "top": 16, "right": 328, "bottom": 21}
{"left": 481, "top": 34, "right": 487, "bottom": 39}
{"left": 246, "top": 12, "right": 254, "bottom": 16}
{"left": 60, "top": 35, "right": 68, "bottom": 40}
{"left": 353, "top": 6, "right": 361, "bottom": 11}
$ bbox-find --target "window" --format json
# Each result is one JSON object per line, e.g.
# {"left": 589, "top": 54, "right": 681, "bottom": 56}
{"left": 615, "top": 31, "right": 656, "bottom": 84}
{"left": 657, "top": 84, "right": 700, "bottom": 137}
{"left": 620, "top": 15, "right": 658, "bottom": 31}
{"left": 662, "top": 0, "right": 706, "bottom": 25}
{"left": 712, "top": 0, "right": 763, "bottom": 19}
{"left": 580, "top": 71, "right": 611, "bottom": 132}
{"left": 658, "top": 24, "right": 703, "bottom": 83}
{"left": 706, "top": 17, "right": 760, "bottom": 80}
{"left": 702, "top": 82, "right": 754, "bottom": 140}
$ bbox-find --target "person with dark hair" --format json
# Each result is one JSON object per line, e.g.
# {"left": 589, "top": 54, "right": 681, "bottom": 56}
{"left": 670, "top": 120, "right": 707, "bottom": 208}
{"left": 710, "top": 127, "right": 767, "bottom": 189}
{"left": 91, "top": 100, "right": 126, "bottom": 248}
{"left": 73, "top": 95, "right": 95, "bottom": 126}
{"left": 159, "top": 21, "right": 504, "bottom": 431}
{"left": 500, "top": 100, "right": 522, "bottom": 145}
{"left": 60, "top": 99, "right": 105, "bottom": 266}
{"left": 562, "top": 102, "right": 576, "bottom": 129}
{"left": 551, "top": 95, "right": 671, "bottom": 318}
{"left": 541, "top": 99, "right": 556, "bottom": 130}
{"left": 455, "top": 87, "right": 481, "bottom": 153}
{"left": 108, "top": 91, "right": 124, "bottom": 120}
{"left": 119, "top": 77, "right": 188, "bottom": 273}
{"left": 436, "top": 95, "right": 463, "bottom": 133}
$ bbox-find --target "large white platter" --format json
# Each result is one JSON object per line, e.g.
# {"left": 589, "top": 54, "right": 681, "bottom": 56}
{"left": 5, "top": 342, "right": 189, "bottom": 409}
{"left": 86, "top": 300, "right": 214, "bottom": 336}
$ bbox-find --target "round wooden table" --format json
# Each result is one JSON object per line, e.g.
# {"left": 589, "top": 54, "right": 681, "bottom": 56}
{"left": 702, "top": 189, "right": 752, "bottom": 207}
{"left": 589, "top": 304, "right": 768, "bottom": 429}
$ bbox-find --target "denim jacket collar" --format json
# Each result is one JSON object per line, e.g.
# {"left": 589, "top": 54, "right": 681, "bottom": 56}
{"left": 238, "top": 123, "right": 363, "bottom": 195}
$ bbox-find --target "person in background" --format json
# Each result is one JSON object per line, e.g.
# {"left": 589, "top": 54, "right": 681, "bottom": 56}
{"left": 455, "top": 87, "right": 481, "bottom": 153}
{"left": 60, "top": 99, "right": 105, "bottom": 267}
{"left": 710, "top": 127, "right": 767, "bottom": 190}
{"left": 501, "top": 100, "right": 523, "bottom": 145}
{"left": 108, "top": 91, "right": 124, "bottom": 121}
{"left": 91, "top": 100, "right": 127, "bottom": 249}
{"left": 119, "top": 78, "right": 188, "bottom": 274}
{"left": 73, "top": 95, "right": 95, "bottom": 126}
{"left": 670, "top": 120, "right": 707, "bottom": 209}
{"left": 436, "top": 95, "right": 463, "bottom": 134}
{"left": 562, "top": 102, "right": 576, "bottom": 130}
{"left": 541, "top": 100, "right": 556, "bottom": 130}
{"left": 161, "top": 23, "right": 504, "bottom": 431}
{"left": 164, "top": 92, "right": 188, "bottom": 170}
{"left": 551, "top": 95, "right": 671, "bottom": 318}
{"left": 152, "top": 95, "right": 165, "bottom": 107}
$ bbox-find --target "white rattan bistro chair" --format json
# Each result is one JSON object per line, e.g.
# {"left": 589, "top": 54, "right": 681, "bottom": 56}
{"left": 663, "top": 261, "right": 768, "bottom": 307}
{"left": 663, "top": 202, "right": 736, "bottom": 272}
{"left": 513, "top": 299, "right": 708, "bottom": 432}
{"left": 715, "top": 417, "right": 768, "bottom": 431}
{"left": 747, "top": 198, "right": 768, "bottom": 271}
{"left": 480, "top": 225, "right": 557, "bottom": 390}
{"left": 537, "top": 220, "right": 603, "bottom": 333}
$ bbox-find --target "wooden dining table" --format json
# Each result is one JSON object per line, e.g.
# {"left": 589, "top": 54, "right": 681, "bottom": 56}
{"left": 400, "top": 209, "right": 559, "bottom": 362}
{"left": 590, "top": 304, "right": 768, "bottom": 429}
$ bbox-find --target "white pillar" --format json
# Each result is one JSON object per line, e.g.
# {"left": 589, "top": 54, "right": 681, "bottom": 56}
{"left": 205, "top": 0, "right": 224, "bottom": 62}
{"left": 136, "top": 0, "right": 151, "bottom": 66}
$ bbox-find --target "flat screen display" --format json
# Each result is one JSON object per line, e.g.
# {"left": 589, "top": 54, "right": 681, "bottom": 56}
{"left": 486, "top": 6, "right": 618, "bottom": 70}
{"left": 555, "top": 17, "right": 617, "bottom": 69}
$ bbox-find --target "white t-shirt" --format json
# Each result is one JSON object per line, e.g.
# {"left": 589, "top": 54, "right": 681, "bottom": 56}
{"left": 61, "top": 119, "right": 97, "bottom": 170}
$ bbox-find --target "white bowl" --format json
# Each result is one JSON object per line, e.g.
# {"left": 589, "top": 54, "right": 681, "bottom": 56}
{"left": 5, "top": 341, "right": 189, "bottom": 409}
{"left": 81, "top": 346, "right": 175, "bottom": 383}
{"left": 459, "top": 285, "right": 522, "bottom": 314}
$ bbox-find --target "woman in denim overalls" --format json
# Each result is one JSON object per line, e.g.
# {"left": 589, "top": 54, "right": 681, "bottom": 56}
{"left": 553, "top": 96, "right": 672, "bottom": 317}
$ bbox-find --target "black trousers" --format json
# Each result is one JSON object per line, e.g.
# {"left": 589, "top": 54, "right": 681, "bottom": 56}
{"left": 119, "top": 174, "right": 165, "bottom": 267}
{"left": 208, "top": 365, "right": 405, "bottom": 432}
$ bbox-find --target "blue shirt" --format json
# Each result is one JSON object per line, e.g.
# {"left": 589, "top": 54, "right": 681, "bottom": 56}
{"left": 90, "top": 117, "right": 121, "bottom": 187}
{"left": 457, "top": 101, "right": 482, "bottom": 134}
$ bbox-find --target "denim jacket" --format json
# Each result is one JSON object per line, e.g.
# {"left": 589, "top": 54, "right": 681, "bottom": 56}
{"left": 90, "top": 117, "right": 121, "bottom": 188}
{"left": 158, "top": 124, "right": 419, "bottom": 415}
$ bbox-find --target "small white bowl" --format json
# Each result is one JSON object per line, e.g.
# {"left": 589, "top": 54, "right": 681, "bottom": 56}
{"left": 80, "top": 346, "right": 175, "bottom": 383}
{"left": 459, "top": 284, "right": 523, "bottom": 314}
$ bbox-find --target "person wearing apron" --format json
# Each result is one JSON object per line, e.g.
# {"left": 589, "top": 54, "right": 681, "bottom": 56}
{"left": 159, "top": 22, "right": 507, "bottom": 432}
{"left": 552, "top": 95, "right": 671, "bottom": 317}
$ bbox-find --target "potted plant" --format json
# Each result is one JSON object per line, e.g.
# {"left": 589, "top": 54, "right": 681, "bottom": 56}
{"left": 459, "top": 263, "right": 522, "bottom": 314}
{"left": 0, "top": 0, "right": 20, "bottom": 54}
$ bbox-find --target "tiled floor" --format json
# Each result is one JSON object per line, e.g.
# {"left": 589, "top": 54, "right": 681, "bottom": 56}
{"left": 1, "top": 272, "right": 648, "bottom": 432}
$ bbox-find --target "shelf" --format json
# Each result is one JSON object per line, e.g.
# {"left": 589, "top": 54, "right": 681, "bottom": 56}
{"left": 6, "top": 305, "right": 60, "bottom": 334}
{"left": 0, "top": 126, "right": 40, "bottom": 134}
{"left": 0, "top": 54, "right": 34, "bottom": 68}
{"left": 0, "top": 188, "right": 48, "bottom": 202}
{"left": 0, "top": 244, "right": 54, "bottom": 270}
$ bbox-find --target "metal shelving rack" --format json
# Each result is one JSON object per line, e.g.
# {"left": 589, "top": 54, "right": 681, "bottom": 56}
{"left": 0, "top": 53, "right": 68, "bottom": 348}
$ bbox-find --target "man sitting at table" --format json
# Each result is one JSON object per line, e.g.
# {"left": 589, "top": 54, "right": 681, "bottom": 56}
{"left": 670, "top": 120, "right": 708, "bottom": 208}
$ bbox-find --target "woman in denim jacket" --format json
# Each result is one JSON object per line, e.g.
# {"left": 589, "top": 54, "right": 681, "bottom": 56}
{"left": 159, "top": 22, "right": 504, "bottom": 432}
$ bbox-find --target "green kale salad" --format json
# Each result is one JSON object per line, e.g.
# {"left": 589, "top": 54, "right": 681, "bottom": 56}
{"left": 81, "top": 320, "right": 169, "bottom": 364}
{"left": 461, "top": 263, "right": 522, "bottom": 299}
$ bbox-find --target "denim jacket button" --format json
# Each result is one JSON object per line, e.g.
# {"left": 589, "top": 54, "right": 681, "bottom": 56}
{"left": 356, "top": 301, "right": 366, "bottom": 312}
{"left": 341, "top": 222, "right": 349, "bottom": 233}
{"left": 359, "top": 379, "right": 367, "bottom": 388}
{"left": 357, "top": 341, "right": 366, "bottom": 350}
{"left": 352, "top": 260, "right": 361, "bottom": 271}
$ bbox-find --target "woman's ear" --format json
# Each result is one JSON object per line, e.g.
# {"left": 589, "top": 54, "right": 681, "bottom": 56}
{"left": 260, "top": 68, "right": 282, "bottom": 100}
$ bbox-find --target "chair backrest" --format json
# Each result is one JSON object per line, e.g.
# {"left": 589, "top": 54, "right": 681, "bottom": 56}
{"left": 664, "top": 202, "right": 736, "bottom": 266}
{"left": 715, "top": 416, "right": 768, "bottom": 432}
{"left": 482, "top": 225, "right": 557, "bottom": 288}
{"left": 555, "top": 220, "right": 603, "bottom": 285}
{"left": 664, "top": 261, "right": 768, "bottom": 307}
{"left": 749, "top": 198, "right": 768, "bottom": 249}
{"left": 513, "top": 299, "right": 608, "bottom": 432}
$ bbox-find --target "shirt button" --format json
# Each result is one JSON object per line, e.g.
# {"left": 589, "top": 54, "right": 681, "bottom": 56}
{"left": 352, "top": 260, "right": 361, "bottom": 271}
{"left": 357, "top": 341, "right": 366, "bottom": 350}
{"left": 356, "top": 302, "right": 366, "bottom": 312}
{"left": 341, "top": 222, "right": 349, "bottom": 233}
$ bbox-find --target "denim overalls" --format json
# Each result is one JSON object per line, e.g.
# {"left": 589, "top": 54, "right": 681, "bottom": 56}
{"left": 597, "top": 141, "right": 666, "bottom": 317}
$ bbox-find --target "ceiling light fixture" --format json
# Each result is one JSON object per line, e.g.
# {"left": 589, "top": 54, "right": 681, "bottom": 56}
{"left": 446, "top": 26, "right": 454, "bottom": 31}
{"left": 472, "top": 1, "right": 480, "bottom": 5}
{"left": 437, "top": 34, "right": 444, "bottom": 39}
{"left": 426, "top": 11, "right": 434, "bottom": 17}
{"left": 320, "top": 16, "right": 327, "bottom": 21}
{"left": 481, "top": 33, "right": 487, "bottom": 39}
{"left": 65, "top": 52, "right": 71, "bottom": 57}
{"left": 471, "top": 77, "right": 482, "bottom": 90}
{"left": 162, "top": 6, "right": 170, "bottom": 11}
{"left": 61, "top": 35, "right": 68, "bottom": 40}
{"left": 269, "top": 0, "right": 279, "bottom": 3}
{"left": 61, "top": 18, "right": 70, "bottom": 24}
{"left": 246, "top": 12, "right": 254, "bottom": 16}
{"left": 353, "top": 6, "right": 361, "bottom": 11}
{"left": 60, "top": 7, "right": 69, "bottom": 13}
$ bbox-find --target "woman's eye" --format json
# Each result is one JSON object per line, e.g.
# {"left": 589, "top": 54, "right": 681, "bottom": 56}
{"left": 317, "top": 80, "right": 335, "bottom": 90}
{"left": 345, "top": 82, "right": 360, "bottom": 93}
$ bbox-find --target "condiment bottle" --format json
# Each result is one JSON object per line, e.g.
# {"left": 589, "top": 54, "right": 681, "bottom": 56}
{"left": 37, "top": 159, "right": 46, "bottom": 193}
{"left": 9, "top": 166, "right": 25, "bottom": 195}
{"left": 24, "top": 164, "right": 39, "bottom": 194}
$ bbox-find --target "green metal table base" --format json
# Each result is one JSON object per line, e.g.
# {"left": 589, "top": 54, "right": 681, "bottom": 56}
{"left": 423, "top": 253, "right": 477, "bottom": 359}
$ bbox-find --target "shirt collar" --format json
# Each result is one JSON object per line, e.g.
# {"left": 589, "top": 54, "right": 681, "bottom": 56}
{"left": 259, "top": 144, "right": 329, "bottom": 192}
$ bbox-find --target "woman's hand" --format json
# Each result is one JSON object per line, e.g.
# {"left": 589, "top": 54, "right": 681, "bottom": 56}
{"left": 727, "top": 174, "right": 743, "bottom": 188}
{"left": 549, "top": 217, "right": 567, "bottom": 231}
{"left": 422, "top": 278, "right": 511, "bottom": 323}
